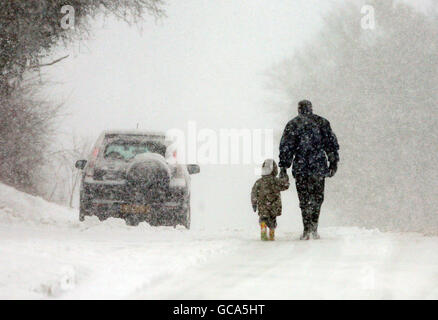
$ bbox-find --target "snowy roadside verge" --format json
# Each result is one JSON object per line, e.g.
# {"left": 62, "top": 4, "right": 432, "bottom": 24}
{"left": 0, "top": 183, "right": 239, "bottom": 299}
{"left": 0, "top": 183, "right": 77, "bottom": 227}
{"left": 0, "top": 223, "right": 236, "bottom": 299}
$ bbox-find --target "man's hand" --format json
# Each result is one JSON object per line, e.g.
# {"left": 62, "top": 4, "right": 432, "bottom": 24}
{"left": 252, "top": 204, "right": 257, "bottom": 213}
{"left": 328, "top": 162, "right": 337, "bottom": 177}
{"left": 279, "top": 167, "right": 288, "bottom": 179}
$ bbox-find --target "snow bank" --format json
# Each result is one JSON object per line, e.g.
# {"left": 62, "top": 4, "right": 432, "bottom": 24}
{"left": 0, "top": 182, "right": 235, "bottom": 299}
{"left": 0, "top": 183, "right": 77, "bottom": 227}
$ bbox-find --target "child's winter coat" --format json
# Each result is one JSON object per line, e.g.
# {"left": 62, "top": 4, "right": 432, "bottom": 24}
{"left": 251, "top": 159, "right": 289, "bottom": 218}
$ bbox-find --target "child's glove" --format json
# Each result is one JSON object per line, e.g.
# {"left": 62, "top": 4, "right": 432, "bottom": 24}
{"left": 252, "top": 204, "right": 257, "bottom": 212}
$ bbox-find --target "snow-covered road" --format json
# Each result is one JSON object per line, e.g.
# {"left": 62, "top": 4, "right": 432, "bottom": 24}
{"left": 135, "top": 227, "right": 438, "bottom": 299}
{"left": 0, "top": 183, "right": 437, "bottom": 299}
{"left": 1, "top": 223, "right": 437, "bottom": 299}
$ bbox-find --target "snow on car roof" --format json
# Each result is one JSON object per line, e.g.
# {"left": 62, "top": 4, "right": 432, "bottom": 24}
{"left": 102, "top": 130, "right": 175, "bottom": 144}
{"left": 103, "top": 129, "right": 167, "bottom": 137}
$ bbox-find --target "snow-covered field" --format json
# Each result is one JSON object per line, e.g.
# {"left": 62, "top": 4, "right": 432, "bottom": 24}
{"left": 0, "top": 182, "right": 437, "bottom": 299}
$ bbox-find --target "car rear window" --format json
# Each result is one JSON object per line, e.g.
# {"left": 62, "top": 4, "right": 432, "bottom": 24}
{"left": 103, "top": 140, "right": 166, "bottom": 160}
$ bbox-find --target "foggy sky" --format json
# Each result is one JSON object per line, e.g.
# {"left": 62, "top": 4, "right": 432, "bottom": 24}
{"left": 44, "top": 0, "right": 340, "bottom": 141}
{"left": 43, "top": 0, "right": 433, "bottom": 139}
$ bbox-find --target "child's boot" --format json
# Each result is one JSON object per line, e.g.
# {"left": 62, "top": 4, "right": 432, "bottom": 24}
{"left": 260, "top": 222, "right": 268, "bottom": 241}
{"left": 269, "top": 228, "right": 275, "bottom": 241}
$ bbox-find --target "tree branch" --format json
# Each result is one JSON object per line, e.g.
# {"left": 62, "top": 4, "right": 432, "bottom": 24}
{"left": 28, "top": 55, "right": 70, "bottom": 69}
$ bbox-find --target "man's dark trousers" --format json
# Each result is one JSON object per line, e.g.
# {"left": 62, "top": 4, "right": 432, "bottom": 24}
{"left": 295, "top": 175, "right": 325, "bottom": 233}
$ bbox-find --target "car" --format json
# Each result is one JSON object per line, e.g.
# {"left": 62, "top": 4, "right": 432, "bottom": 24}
{"left": 75, "top": 130, "right": 199, "bottom": 228}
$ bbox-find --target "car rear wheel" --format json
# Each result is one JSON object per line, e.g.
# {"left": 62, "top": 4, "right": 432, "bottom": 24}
{"left": 79, "top": 204, "right": 89, "bottom": 222}
{"left": 79, "top": 210, "right": 85, "bottom": 222}
{"left": 79, "top": 192, "right": 91, "bottom": 222}
{"left": 181, "top": 201, "right": 191, "bottom": 230}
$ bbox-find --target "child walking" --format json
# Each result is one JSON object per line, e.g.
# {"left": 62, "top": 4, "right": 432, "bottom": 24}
{"left": 251, "top": 159, "right": 289, "bottom": 241}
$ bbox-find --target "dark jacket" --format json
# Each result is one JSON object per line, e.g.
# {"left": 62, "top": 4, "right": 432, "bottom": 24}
{"left": 251, "top": 160, "right": 290, "bottom": 218}
{"left": 279, "top": 108, "right": 339, "bottom": 178}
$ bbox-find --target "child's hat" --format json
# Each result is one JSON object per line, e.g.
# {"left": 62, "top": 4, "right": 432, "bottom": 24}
{"left": 261, "top": 159, "right": 277, "bottom": 176}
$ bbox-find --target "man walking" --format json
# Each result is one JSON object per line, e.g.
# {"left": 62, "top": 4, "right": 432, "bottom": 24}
{"left": 279, "top": 100, "right": 339, "bottom": 240}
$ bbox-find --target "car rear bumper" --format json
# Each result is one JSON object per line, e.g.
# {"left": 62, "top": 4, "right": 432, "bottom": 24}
{"left": 82, "top": 180, "right": 187, "bottom": 202}
{"left": 81, "top": 181, "right": 188, "bottom": 224}
{"left": 82, "top": 200, "right": 186, "bottom": 226}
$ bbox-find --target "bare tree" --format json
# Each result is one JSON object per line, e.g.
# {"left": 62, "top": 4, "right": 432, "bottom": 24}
{"left": 0, "top": 0, "right": 165, "bottom": 192}
{"left": 0, "top": 79, "right": 60, "bottom": 193}
{"left": 0, "top": 1, "right": 165, "bottom": 83}
{"left": 41, "top": 135, "right": 91, "bottom": 207}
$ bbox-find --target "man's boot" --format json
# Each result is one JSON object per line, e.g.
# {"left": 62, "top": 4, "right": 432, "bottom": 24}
{"left": 311, "top": 230, "right": 320, "bottom": 239}
{"left": 260, "top": 222, "right": 268, "bottom": 241}
{"left": 311, "top": 222, "right": 320, "bottom": 239}
{"left": 300, "top": 208, "right": 311, "bottom": 240}
{"left": 300, "top": 231, "right": 310, "bottom": 240}
{"left": 269, "top": 228, "right": 275, "bottom": 241}
{"left": 311, "top": 207, "right": 321, "bottom": 239}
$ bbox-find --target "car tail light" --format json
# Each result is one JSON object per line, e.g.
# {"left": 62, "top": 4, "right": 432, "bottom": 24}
{"left": 85, "top": 147, "right": 99, "bottom": 177}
